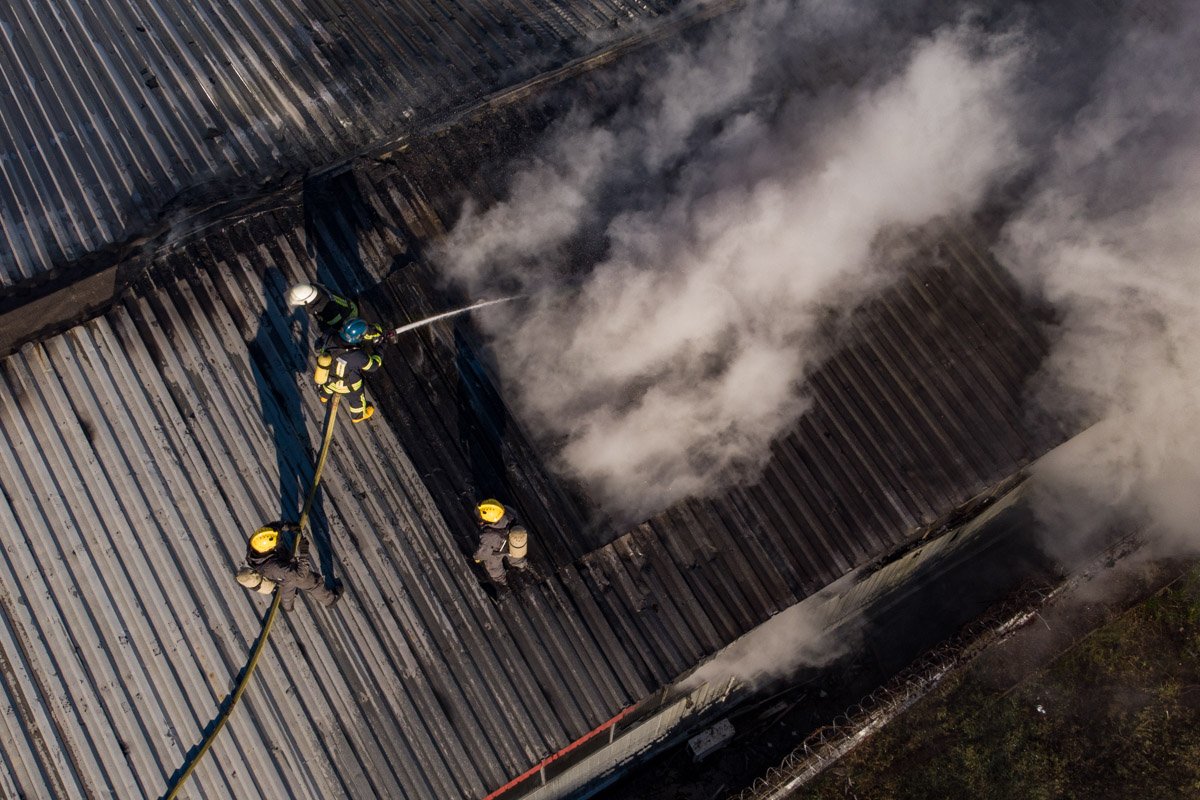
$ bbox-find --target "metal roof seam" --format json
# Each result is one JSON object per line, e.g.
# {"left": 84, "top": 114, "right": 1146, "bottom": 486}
{"left": 811, "top": 354, "right": 946, "bottom": 521}
{"left": 641, "top": 516, "right": 739, "bottom": 650}
{"left": 311, "top": 460, "right": 533, "bottom": 785}
{"left": 552, "top": 566, "right": 651, "bottom": 700}
{"left": 255, "top": 617, "right": 407, "bottom": 799}
{"left": 65, "top": 325, "right": 346, "bottom": 799}
{"left": 0, "top": 499, "right": 96, "bottom": 799}
{"left": 598, "top": 543, "right": 688, "bottom": 680}
{"left": 674, "top": 500, "right": 776, "bottom": 628}
{"left": 14, "top": 3, "right": 129, "bottom": 235}
{"left": 851, "top": 310, "right": 991, "bottom": 487}
{"left": 808, "top": 373, "right": 922, "bottom": 531}
{"left": 629, "top": 525, "right": 723, "bottom": 656}
{"left": 518, "top": 584, "right": 620, "bottom": 725}
{"left": 756, "top": 447, "right": 857, "bottom": 576}
{"left": 834, "top": 332, "right": 964, "bottom": 500}
{"left": 43, "top": 338, "right": 234, "bottom": 780}
{"left": 0, "top": 384, "right": 145, "bottom": 796}
{"left": 709, "top": 494, "right": 802, "bottom": 611}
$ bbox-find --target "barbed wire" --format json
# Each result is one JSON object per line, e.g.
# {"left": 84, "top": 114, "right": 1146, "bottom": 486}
{"left": 727, "top": 532, "right": 1144, "bottom": 800}
{"left": 726, "top": 583, "right": 1053, "bottom": 800}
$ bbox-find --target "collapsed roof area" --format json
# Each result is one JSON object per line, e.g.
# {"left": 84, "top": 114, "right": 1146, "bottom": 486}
{"left": 0, "top": 1, "right": 1083, "bottom": 799}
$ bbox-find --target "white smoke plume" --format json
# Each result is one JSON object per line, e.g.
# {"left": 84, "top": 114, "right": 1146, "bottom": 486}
{"left": 681, "top": 598, "right": 855, "bottom": 689}
{"left": 1001, "top": 6, "right": 1200, "bottom": 555}
{"left": 438, "top": 8, "right": 1031, "bottom": 517}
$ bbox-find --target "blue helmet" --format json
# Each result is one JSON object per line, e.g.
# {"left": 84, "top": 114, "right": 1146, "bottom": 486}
{"left": 340, "top": 318, "right": 368, "bottom": 345}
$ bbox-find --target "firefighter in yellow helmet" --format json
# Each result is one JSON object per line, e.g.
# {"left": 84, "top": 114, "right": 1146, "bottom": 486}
{"left": 240, "top": 522, "right": 344, "bottom": 612}
{"left": 473, "top": 499, "right": 529, "bottom": 589}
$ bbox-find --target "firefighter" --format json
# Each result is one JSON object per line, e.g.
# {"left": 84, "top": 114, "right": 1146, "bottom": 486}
{"left": 238, "top": 523, "right": 343, "bottom": 612}
{"left": 473, "top": 499, "right": 529, "bottom": 588}
{"left": 287, "top": 282, "right": 359, "bottom": 336}
{"left": 288, "top": 282, "right": 385, "bottom": 342}
{"left": 315, "top": 318, "right": 382, "bottom": 423}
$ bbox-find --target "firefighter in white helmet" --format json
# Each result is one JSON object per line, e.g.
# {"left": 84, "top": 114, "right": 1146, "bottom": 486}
{"left": 238, "top": 522, "right": 344, "bottom": 612}
{"left": 287, "top": 282, "right": 366, "bottom": 338}
{"left": 473, "top": 499, "right": 529, "bottom": 589}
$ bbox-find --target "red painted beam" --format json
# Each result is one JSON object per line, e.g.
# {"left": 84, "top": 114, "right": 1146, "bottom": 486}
{"left": 482, "top": 704, "right": 638, "bottom": 800}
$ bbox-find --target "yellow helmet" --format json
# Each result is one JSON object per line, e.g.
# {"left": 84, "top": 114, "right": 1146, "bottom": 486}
{"left": 249, "top": 525, "right": 280, "bottom": 554}
{"left": 476, "top": 499, "right": 506, "bottom": 524}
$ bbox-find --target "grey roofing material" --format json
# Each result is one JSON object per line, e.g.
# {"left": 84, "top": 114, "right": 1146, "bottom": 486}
{"left": 0, "top": 137, "right": 1062, "bottom": 799}
{"left": 0, "top": 0, "right": 682, "bottom": 287}
{"left": 0, "top": 231, "right": 634, "bottom": 798}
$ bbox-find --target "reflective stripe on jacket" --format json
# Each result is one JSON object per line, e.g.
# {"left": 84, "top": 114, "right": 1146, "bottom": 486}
{"left": 314, "top": 291, "right": 358, "bottom": 333}
{"left": 320, "top": 347, "right": 381, "bottom": 393}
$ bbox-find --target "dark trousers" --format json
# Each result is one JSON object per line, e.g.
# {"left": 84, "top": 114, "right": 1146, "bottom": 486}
{"left": 322, "top": 383, "right": 369, "bottom": 420}
{"left": 257, "top": 557, "right": 339, "bottom": 611}
{"left": 474, "top": 530, "right": 510, "bottom": 585}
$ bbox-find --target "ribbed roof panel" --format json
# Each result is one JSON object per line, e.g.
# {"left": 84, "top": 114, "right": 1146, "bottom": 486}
{"left": 0, "top": 0, "right": 680, "bottom": 285}
{"left": 0, "top": 232, "right": 644, "bottom": 797}
{"left": 0, "top": 142, "right": 1064, "bottom": 799}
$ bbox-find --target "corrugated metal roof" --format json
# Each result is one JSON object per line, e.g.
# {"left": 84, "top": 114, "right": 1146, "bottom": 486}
{"left": 549, "top": 228, "right": 1061, "bottom": 686}
{"left": 0, "top": 221, "right": 642, "bottom": 799}
{"left": 0, "top": 0, "right": 685, "bottom": 287}
{"left": 0, "top": 135, "right": 1062, "bottom": 798}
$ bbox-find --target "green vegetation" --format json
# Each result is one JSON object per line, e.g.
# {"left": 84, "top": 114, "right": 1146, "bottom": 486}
{"left": 801, "top": 568, "right": 1200, "bottom": 800}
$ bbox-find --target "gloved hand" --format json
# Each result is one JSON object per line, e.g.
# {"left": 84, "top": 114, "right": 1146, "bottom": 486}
{"left": 363, "top": 323, "right": 385, "bottom": 344}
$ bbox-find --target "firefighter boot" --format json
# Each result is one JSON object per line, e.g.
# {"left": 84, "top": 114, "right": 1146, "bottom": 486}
{"left": 352, "top": 403, "right": 375, "bottom": 423}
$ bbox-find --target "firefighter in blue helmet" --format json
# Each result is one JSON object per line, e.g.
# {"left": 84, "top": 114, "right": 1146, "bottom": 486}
{"left": 313, "top": 318, "right": 383, "bottom": 423}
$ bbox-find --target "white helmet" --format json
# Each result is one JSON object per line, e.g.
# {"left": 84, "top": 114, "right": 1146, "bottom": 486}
{"left": 286, "top": 283, "right": 320, "bottom": 307}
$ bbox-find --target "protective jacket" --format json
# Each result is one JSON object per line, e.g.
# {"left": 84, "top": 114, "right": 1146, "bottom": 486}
{"left": 474, "top": 509, "right": 528, "bottom": 586}
{"left": 309, "top": 285, "right": 359, "bottom": 335}
{"left": 318, "top": 345, "right": 382, "bottom": 422}
{"left": 245, "top": 527, "right": 341, "bottom": 612}
{"left": 320, "top": 346, "right": 382, "bottom": 394}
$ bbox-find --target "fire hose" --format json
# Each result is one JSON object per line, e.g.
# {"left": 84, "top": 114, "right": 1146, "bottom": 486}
{"left": 165, "top": 295, "right": 511, "bottom": 797}
{"left": 162, "top": 396, "right": 341, "bottom": 800}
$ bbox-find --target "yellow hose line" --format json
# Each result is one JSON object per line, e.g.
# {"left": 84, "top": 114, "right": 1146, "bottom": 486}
{"left": 298, "top": 396, "right": 339, "bottom": 533}
{"left": 163, "top": 396, "right": 341, "bottom": 800}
